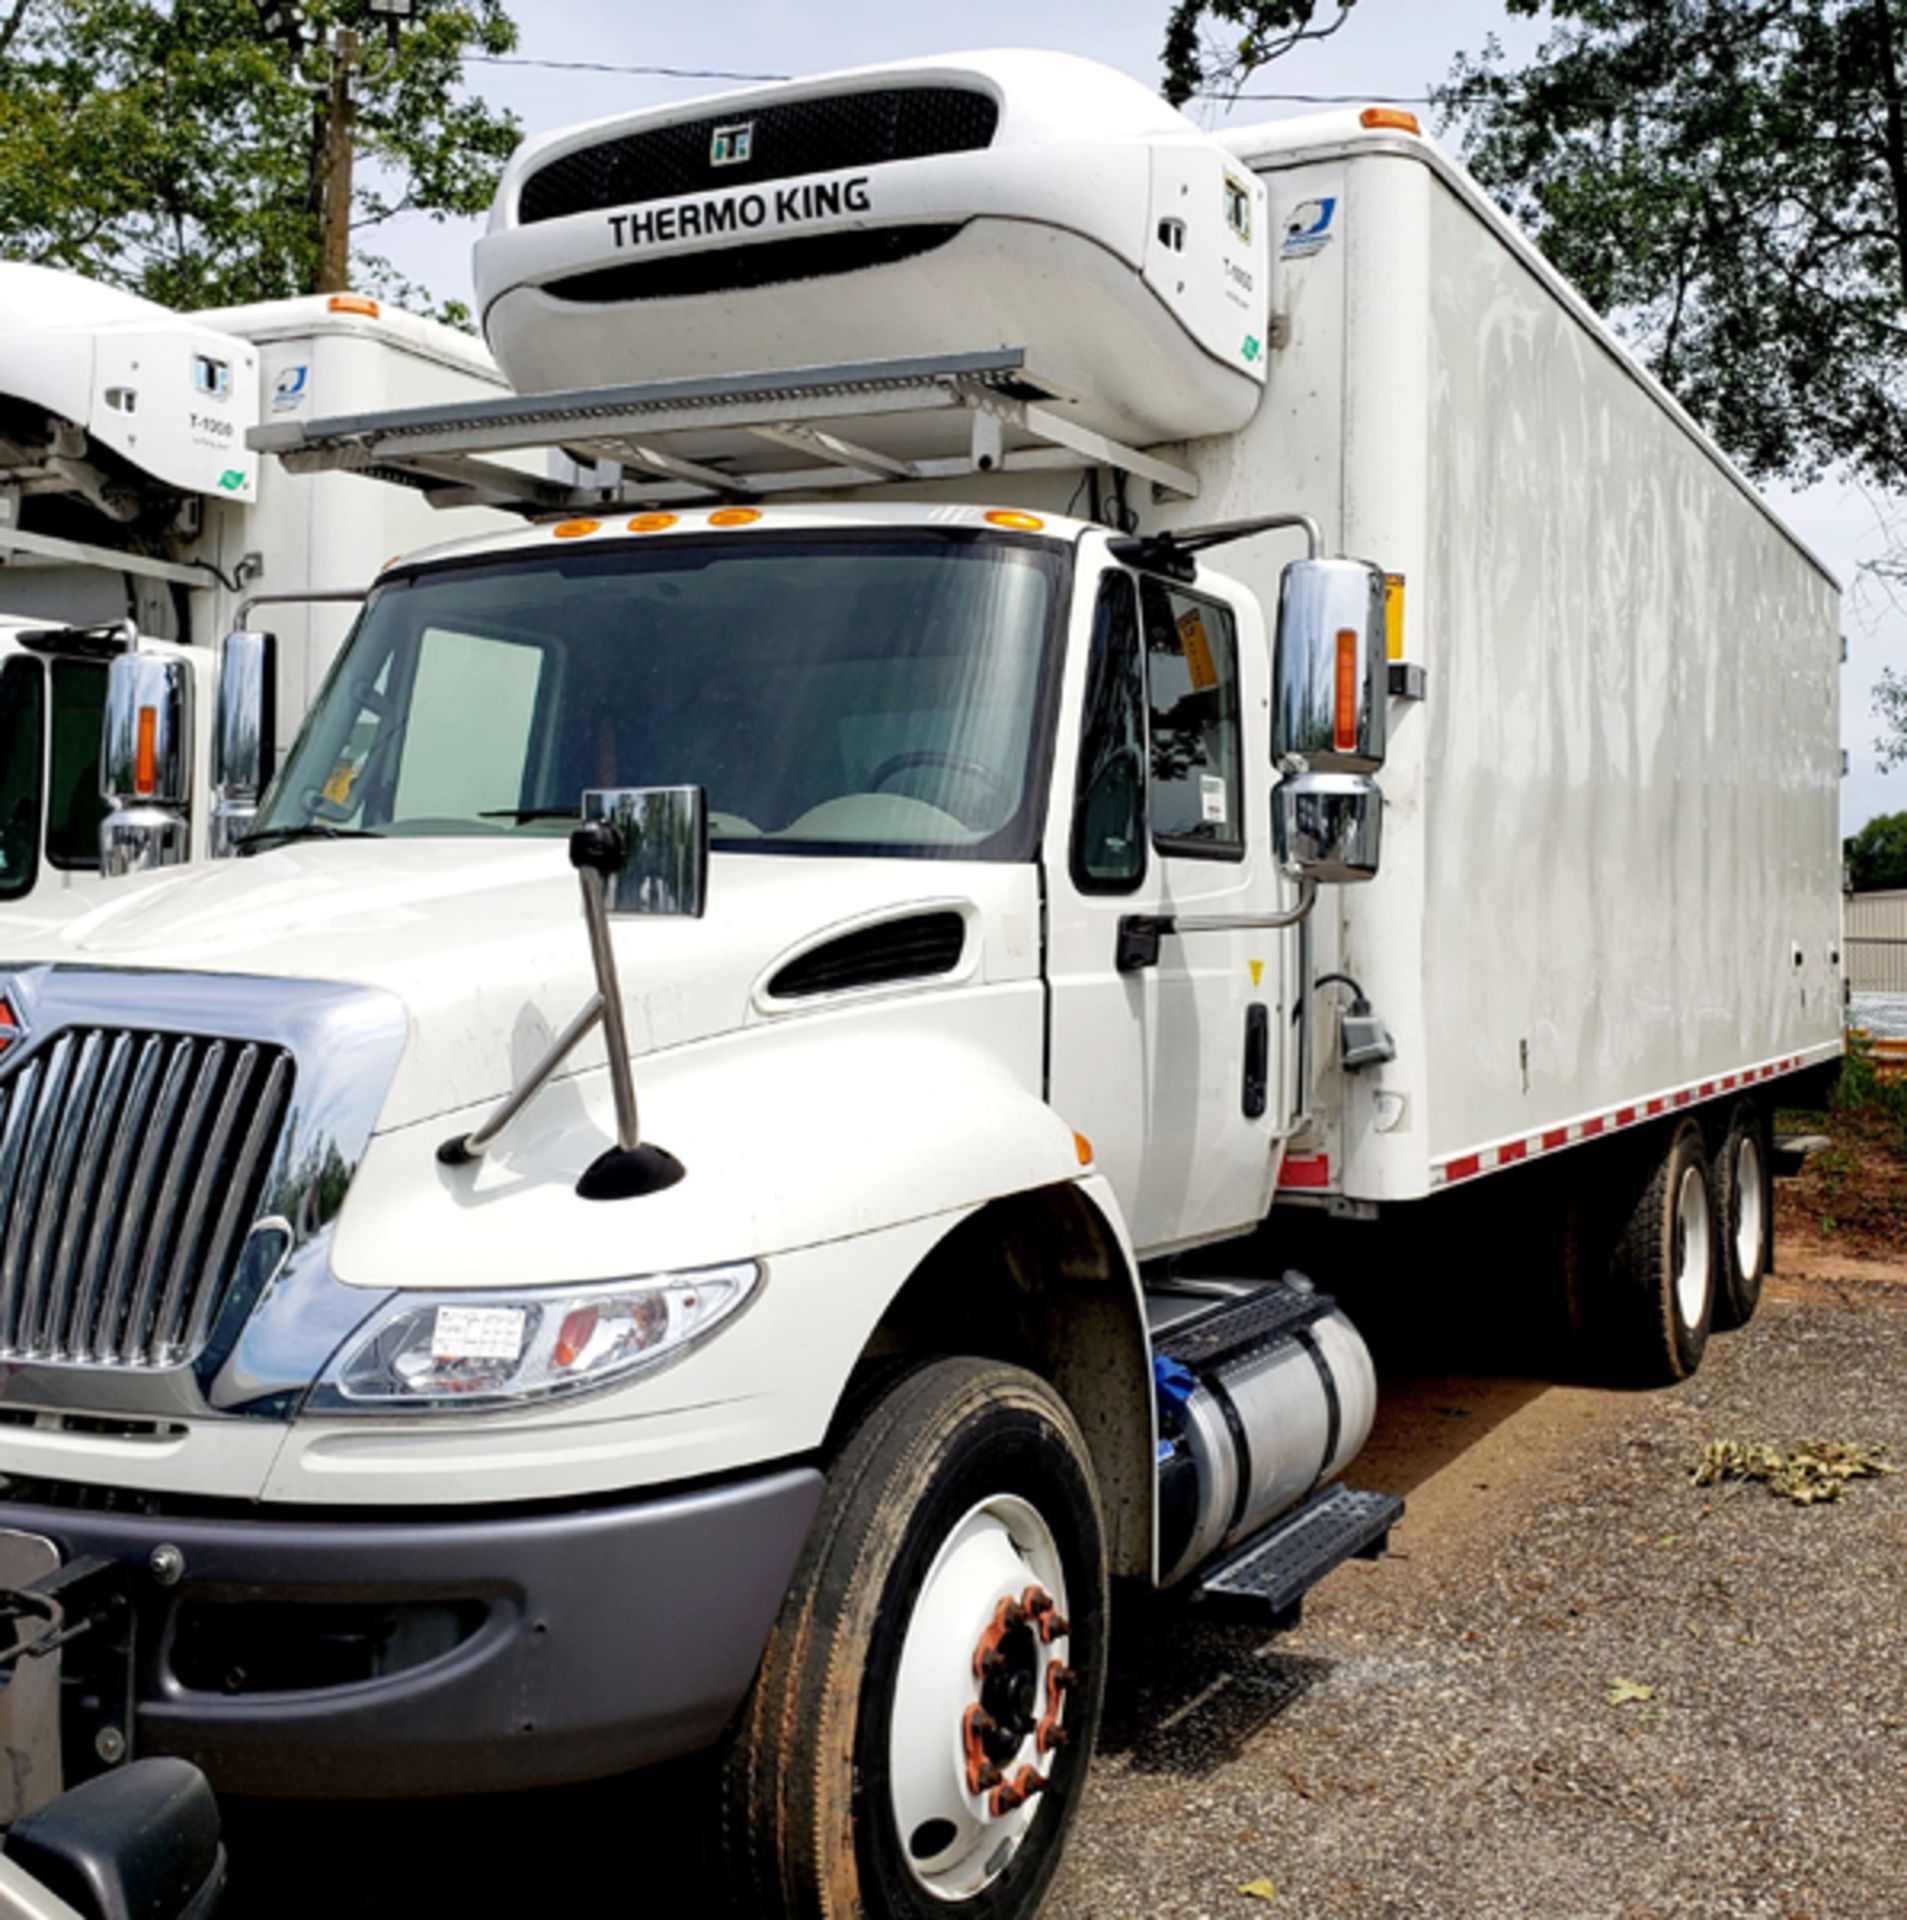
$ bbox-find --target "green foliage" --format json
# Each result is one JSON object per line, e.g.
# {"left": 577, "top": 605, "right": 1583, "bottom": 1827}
{"left": 1160, "top": 1, "right": 1360, "bottom": 106}
{"left": 0, "top": 0, "right": 519, "bottom": 317}
{"left": 1441, "top": 3, "right": 1907, "bottom": 493}
{"left": 1438, "top": 1, "right": 1907, "bottom": 775}
{"left": 1846, "top": 809, "right": 1907, "bottom": 890}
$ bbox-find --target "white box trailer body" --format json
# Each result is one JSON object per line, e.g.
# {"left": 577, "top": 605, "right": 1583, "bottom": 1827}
{"left": 1166, "top": 115, "right": 1845, "bottom": 1206}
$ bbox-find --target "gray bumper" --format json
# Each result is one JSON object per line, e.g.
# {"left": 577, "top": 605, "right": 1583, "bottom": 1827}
{"left": 0, "top": 1466, "right": 822, "bottom": 1798}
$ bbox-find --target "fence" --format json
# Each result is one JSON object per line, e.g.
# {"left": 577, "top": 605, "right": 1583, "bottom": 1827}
{"left": 1848, "top": 891, "right": 1907, "bottom": 995}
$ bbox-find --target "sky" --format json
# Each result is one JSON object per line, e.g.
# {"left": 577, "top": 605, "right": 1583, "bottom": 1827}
{"left": 371, "top": 0, "right": 1903, "bottom": 838}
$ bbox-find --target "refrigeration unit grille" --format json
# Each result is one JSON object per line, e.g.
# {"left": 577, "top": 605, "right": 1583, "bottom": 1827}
{"left": 518, "top": 86, "right": 1001, "bottom": 225}
{"left": 0, "top": 1028, "right": 293, "bottom": 1368}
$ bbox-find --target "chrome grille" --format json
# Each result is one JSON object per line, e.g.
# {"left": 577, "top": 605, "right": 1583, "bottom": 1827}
{"left": 0, "top": 1030, "right": 293, "bottom": 1368}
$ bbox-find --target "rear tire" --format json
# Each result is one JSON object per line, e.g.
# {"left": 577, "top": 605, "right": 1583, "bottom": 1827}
{"left": 718, "top": 1358, "right": 1108, "bottom": 1920}
{"left": 1604, "top": 1119, "right": 1716, "bottom": 1385}
{"left": 1711, "top": 1099, "right": 1772, "bottom": 1330}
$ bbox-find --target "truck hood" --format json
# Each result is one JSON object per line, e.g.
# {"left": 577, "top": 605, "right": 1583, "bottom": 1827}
{"left": 0, "top": 840, "right": 1041, "bottom": 1131}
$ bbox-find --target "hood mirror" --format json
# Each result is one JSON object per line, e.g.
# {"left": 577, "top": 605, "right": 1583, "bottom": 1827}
{"left": 437, "top": 785, "right": 708, "bottom": 1202}
{"left": 583, "top": 785, "right": 708, "bottom": 918}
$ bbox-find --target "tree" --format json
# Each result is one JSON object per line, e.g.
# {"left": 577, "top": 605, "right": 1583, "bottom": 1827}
{"left": 1434, "top": 2, "right": 1907, "bottom": 762}
{"left": 0, "top": 0, "right": 520, "bottom": 318}
{"left": 1846, "top": 809, "right": 1907, "bottom": 891}
{"left": 1161, "top": 1, "right": 1361, "bottom": 106}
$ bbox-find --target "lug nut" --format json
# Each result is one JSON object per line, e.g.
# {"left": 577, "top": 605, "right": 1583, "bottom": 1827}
{"left": 976, "top": 1763, "right": 1002, "bottom": 1791}
{"left": 973, "top": 1711, "right": 997, "bottom": 1737}
{"left": 1040, "top": 1724, "right": 1070, "bottom": 1752}
{"left": 1003, "top": 1600, "right": 1026, "bottom": 1629}
{"left": 1019, "top": 1770, "right": 1049, "bottom": 1800}
{"left": 1041, "top": 1613, "right": 1071, "bottom": 1644}
{"left": 990, "top": 1782, "right": 1025, "bottom": 1815}
{"left": 1026, "top": 1590, "right": 1054, "bottom": 1616}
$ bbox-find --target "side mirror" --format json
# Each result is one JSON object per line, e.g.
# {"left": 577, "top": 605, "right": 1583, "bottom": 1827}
{"left": 583, "top": 786, "right": 709, "bottom": 918}
{"left": 99, "top": 654, "right": 192, "bottom": 877}
{"left": 210, "top": 630, "right": 276, "bottom": 859}
{"left": 1273, "top": 769, "right": 1382, "bottom": 886}
{"left": 1271, "top": 557, "right": 1387, "bottom": 773}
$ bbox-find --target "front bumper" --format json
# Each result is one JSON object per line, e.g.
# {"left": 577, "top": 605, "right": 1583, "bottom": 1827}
{"left": 0, "top": 1465, "right": 822, "bottom": 1797}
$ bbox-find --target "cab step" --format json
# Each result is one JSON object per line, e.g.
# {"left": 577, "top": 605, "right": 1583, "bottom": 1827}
{"left": 1191, "top": 1484, "right": 1403, "bottom": 1628}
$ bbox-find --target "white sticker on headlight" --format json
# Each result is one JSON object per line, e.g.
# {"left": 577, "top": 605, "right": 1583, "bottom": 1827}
{"left": 431, "top": 1304, "right": 527, "bottom": 1362}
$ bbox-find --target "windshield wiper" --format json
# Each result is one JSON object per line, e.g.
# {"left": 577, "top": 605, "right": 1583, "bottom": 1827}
{"left": 238, "top": 823, "right": 386, "bottom": 853}
{"left": 477, "top": 806, "right": 580, "bottom": 823}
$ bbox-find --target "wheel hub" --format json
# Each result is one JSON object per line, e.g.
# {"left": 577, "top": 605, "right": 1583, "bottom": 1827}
{"left": 888, "top": 1496, "right": 1075, "bottom": 1899}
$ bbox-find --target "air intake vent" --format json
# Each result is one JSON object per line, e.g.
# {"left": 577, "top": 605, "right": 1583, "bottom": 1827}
{"left": 769, "top": 912, "right": 967, "bottom": 1000}
{"left": 545, "top": 225, "right": 963, "bottom": 306}
{"left": 519, "top": 86, "right": 1001, "bottom": 226}
{"left": 0, "top": 1029, "right": 293, "bottom": 1368}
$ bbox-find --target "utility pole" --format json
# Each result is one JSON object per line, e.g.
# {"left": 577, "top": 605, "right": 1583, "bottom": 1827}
{"left": 317, "top": 27, "right": 359, "bottom": 294}
{"left": 261, "top": 1, "right": 415, "bottom": 295}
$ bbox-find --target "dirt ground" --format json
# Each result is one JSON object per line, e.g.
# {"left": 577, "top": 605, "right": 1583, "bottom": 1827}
{"left": 220, "top": 1205, "right": 1907, "bottom": 1920}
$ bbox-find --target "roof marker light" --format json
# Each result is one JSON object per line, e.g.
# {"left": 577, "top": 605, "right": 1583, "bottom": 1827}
{"left": 1360, "top": 107, "right": 1421, "bottom": 135}
{"left": 327, "top": 293, "right": 381, "bottom": 317}
{"left": 627, "top": 512, "right": 678, "bottom": 533}
{"left": 552, "top": 518, "right": 601, "bottom": 539}
{"left": 985, "top": 510, "right": 1045, "bottom": 532}
{"left": 708, "top": 508, "right": 762, "bottom": 527}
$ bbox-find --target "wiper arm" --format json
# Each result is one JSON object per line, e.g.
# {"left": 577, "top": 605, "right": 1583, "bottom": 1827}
{"left": 238, "top": 823, "right": 386, "bottom": 853}
{"left": 477, "top": 806, "right": 580, "bottom": 823}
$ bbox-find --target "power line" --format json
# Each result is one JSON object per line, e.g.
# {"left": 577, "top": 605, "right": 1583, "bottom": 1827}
{"left": 465, "top": 55, "right": 791, "bottom": 81}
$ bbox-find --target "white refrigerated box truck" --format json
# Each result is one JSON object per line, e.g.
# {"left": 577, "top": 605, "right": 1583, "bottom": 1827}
{"left": 0, "top": 50, "right": 1841, "bottom": 1919}
{"left": 0, "top": 268, "right": 506, "bottom": 906}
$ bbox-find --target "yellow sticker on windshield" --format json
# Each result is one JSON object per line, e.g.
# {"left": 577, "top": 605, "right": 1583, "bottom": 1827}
{"left": 1178, "top": 606, "right": 1219, "bottom": 692}
{"left": 322, "top": 760, "right": 358, "bottom": 808}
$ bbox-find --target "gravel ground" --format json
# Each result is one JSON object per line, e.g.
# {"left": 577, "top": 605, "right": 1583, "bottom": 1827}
{"left": 1044, "top": 1257, "right": 1907, "bottom": 1920}
{"left": 218, "top": 1242, "right": 1907, "bottom": 1919}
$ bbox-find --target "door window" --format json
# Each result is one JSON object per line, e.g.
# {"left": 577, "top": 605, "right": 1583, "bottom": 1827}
{"left": 1070, "top": 573, "right": 1147, "bottom": 893}
{"left": 45, "top": 659, "right": 108, "bottom": 870}
{"left": 1142, "top": 579, "right": 1243, "bottom": 857}
{"left": 0, "top": 657, "right": 44, "bottom": 901}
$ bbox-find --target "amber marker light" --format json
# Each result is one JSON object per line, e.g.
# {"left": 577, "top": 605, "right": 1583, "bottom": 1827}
{"left": 134, "top": 708, "right": 158, "bottom": 798}
{"left": 708, "top": 508, "right": 762, "bottom": 527}
{"left": 627, "top": 512, "right": 678, "bottom": 533}
{"left": 327, "top": 293, "right": 381, "bottom": 317}
{"left": 1073, "top": 1132, "right": 1094, "bottom": 1167}
{"left": 1360, "top": 107, "right": 1421, "bottom": 134}
{"left": 552, "top": 519, "right": 601, "bottom": 539}
{"left": 1334, "top": 629, "right": 1360, "bottom": 754}
{"left": 985, "top": 510, "right": 1045, "bottom": 532}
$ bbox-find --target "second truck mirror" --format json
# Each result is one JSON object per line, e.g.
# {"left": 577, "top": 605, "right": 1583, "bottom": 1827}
{"left": 99, "top": 654, "right": 192, "bottom": 877}
{"left": 1274, "top": 769, "right": 1383, "bottom": 885}
{"left": 582, "top": 786, "right": 709, "bottom": 918}
{"left": 1272, "top": 557, "right": 1387, "bottom": 773}
{"left": 210, "top": 630, "right": 276, "bottom": 858}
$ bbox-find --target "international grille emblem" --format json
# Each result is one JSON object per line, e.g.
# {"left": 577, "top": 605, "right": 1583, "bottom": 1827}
{"left": 710, "top": 121, "right": 754, "bottom": 168}
{"left": 0, "top": 991, "right": 20, "bottom": 1060}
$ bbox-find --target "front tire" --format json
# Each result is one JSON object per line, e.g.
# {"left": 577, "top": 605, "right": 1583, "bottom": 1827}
{"left": 719, "top": 1358, "right": 1108, "bottom": 1920}
{"left": 1711, "top": 1099, "right": 1772, "bottom": 1330}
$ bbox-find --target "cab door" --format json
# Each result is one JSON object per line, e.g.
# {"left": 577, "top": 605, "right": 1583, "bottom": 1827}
{"left": 1043, "top": 541, "right": 1290, "bottom": 1257}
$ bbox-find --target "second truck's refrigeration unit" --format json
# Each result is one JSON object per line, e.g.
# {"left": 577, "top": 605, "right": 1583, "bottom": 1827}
{"left": 0, "top": 49, "right": 1841, "bottom": 1920}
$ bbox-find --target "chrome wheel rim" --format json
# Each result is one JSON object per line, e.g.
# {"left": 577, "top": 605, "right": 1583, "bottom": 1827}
{"left": 887, "top": 1493, "right": 1070, "bottom": 1901}
{"left": 1673, "top": 1161, "right": 1713, "bottom": 1330}
{"left": 1733, "top": 1134, "right": 1764, "bottom": 1281}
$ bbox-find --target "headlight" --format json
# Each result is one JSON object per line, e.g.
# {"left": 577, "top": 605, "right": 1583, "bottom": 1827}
{"left": 313, "top": 1262, "right": 760, "bottom": 1412}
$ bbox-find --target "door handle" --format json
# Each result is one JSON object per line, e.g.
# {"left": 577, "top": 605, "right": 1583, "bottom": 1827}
{"left": 1242, "top": 1003, "right": 1269, "bottom": 1119}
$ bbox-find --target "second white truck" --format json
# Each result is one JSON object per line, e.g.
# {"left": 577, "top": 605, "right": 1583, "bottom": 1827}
{"left": 0, "top": 267, "right": 507, "bottom": 895}
{"left": 0, "top": 50, "right": 1842, "bottom": 1919}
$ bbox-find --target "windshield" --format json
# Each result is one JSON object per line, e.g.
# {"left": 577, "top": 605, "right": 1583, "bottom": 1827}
{"left": 252, "top": 531, "right": 1063, "bottom": 860}
{"left": 0, "top": 654, "right": 44, "bottom": 902}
